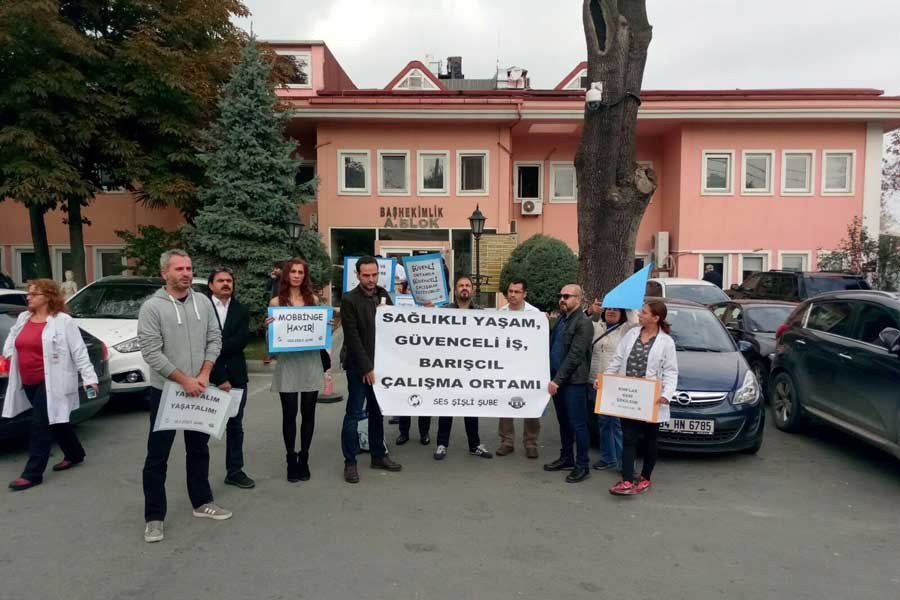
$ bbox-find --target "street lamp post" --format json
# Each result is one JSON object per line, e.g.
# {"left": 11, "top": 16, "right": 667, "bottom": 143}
{"left": 468, "top": 205, "right": 486, "bottom": 298}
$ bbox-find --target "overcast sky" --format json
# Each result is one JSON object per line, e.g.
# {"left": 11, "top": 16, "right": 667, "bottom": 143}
{"left": 237, "top": 0, "right": 900, "bottom": 93}
{"left": 236, "top": 0, "right": 900, "bottom": 229}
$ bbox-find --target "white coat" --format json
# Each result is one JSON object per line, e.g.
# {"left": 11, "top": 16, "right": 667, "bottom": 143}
{"left": 604, "top": 326, "right": 679, "bottom": 423}
{"left": 2, "top": 311, "right": 98, "bottom": 425}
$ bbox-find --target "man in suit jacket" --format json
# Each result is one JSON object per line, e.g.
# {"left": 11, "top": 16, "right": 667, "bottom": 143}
{"left": 207, "top": 268, "right": 254, "bottom": 489}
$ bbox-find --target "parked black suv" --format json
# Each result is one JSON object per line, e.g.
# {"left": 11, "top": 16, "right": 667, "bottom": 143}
{"left": 769, "top": 290, "right": 900, "bottom": 459}
{"left": 728, "top": 270, "right": 870, "bottom": 302}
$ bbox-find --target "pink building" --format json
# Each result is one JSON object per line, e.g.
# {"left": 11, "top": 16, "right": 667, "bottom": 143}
{"left": 3, "top": 40, "right": 900, "bottom": 304}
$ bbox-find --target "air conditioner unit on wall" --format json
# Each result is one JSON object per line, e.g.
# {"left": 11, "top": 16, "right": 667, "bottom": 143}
{"left": 650, "top": 231, "right": 670, "bottom": 270}
{"left": 520, "top": 199, "right": 542, "bottom": 216}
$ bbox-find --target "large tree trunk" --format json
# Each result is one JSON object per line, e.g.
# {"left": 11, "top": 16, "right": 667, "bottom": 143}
{"left": 575, "top": 0, "right": 656, "bottom": 304}
{"left": 66, "top": 199, "right": 87, "bottom": 287}
{"left": 27, "top": 204, "right": 52, "bottom": 279}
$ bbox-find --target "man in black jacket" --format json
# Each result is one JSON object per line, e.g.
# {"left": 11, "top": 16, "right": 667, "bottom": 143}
{"left": 543, "top": 284, "right": 594, "bottom": 483}
{"left": 207, "top": 268, "right": 254, "bottom": 489}
{"left": 339, "top": 256, "right": 402, "bottom": 483}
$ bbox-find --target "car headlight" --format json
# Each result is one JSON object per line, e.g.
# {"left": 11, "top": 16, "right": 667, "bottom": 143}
{"left": 732, "top": 370, "right": 760, "bottom": 405}
{"left": 113, "top": 337, "right": 141, "bottom": 353}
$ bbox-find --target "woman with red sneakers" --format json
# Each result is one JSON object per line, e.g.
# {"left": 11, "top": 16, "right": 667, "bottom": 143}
{"left": 601, "top": 300, "right": 678, "bottom": 496}
{"left": 2, "top": 279, "right": 99, "bottom": 491}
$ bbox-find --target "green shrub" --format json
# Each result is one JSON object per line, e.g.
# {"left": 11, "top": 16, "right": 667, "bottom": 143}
{"left": 499, "top": 234, "right": 578, "bottom": 311}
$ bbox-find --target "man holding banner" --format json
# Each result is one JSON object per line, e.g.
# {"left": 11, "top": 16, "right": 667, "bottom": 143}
{"left": 543, "top": 284, "right": 594, "bottom": 483}
{"left": 339, "top": 256, "right": 402, "bottom": 484}
{"left": 138, "top": 250, "right": 231, "bottom": 544}
{"left": 432, "top": 276, "right": 493, "bottom": 461}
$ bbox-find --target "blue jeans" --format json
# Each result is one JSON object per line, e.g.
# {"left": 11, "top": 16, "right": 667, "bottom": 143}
{"left": 341, "top": 368, "right": 386, "bottom": 465}
{"left": 598, "top": 415, "right": 623, "bottom": 467}
{"left": 552, "top": 383, "right": 591, "bottom": 469}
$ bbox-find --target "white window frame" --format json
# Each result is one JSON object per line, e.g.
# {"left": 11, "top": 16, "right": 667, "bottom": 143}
{"left": 51, "top": 246, "right": 72, "bottom": 282}
{"left": 12, "top": 246, "right": 35, "bottom": 287}
{"left": 377, "top": 150, "right": 410, "bottom": 196}
{"left": 738, "top": 252, "right": 771, "bottom": 282}
{"left": 514, "top": 161, "right": 543, "bottom": 203}
{"left": 778, "top": 251, "right": 811, "bottom": 272}
{"left": 393, "top": 68, "right": 438, "bottom": 91}
{"left": 822, "top": 150, "right": 856, "bottom": 195}
{"left": 297, "top": 160, "right": 317, "bottom": 198}
{"left": 701, "top": 150, "right": 735, "bottom": 195}
{"left": 337, "top": 149, "right": 371, "bottom": 195}
{"left": 781, "top": 150, "right": 816, "bottom": 196}
{"left": 416, "top": 150, "right": 449, "bottom": 196}
{"left": 549, "top": 162, "right": 577, "bottom": 203}
{"left": 697, "top": 253, "right": 731, "bottom": 288}
{"left": 276, "top": 50, "right": 313, "bottom": 89}
{"left": 93, "top": 246, "right": 127, "bottom": 280}
{"left": 457, "top": 150, "right": 489, "bottom": 196}
{"left": 563, "top": 68, "right": 588, "bottom": 90}
{"left": 741, "top": 150, "right": 774, "bottom": 195}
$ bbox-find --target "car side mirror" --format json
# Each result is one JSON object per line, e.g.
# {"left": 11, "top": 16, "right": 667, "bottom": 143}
{"left": 737, "top": 340, "right": 752, "bottom": 353}
{"left": 730, "top": 284, "right": 741, "bottom": 291}
{"left": 879, "top": 327, "right": 900, "bottom": 355}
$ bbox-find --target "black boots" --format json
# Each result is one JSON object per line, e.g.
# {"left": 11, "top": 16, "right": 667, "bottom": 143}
{"left": 287, "top": 451, "right": 310, "bottom": 482}
{"left": 298, "top": 451, "right": 311, "bottom": 481}
{"left": 286, "top": 452, "right": 301, "bottom": 482}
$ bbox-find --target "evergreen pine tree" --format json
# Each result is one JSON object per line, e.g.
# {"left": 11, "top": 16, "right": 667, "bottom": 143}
{"left": 184, "top": 41, "right": 330, "bottom": 319}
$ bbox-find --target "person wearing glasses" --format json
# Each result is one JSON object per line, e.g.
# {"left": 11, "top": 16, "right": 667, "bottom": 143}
{"left": 3, "top": 279, "right": 99, "bottom": 492}
{"left": 543, "top": 284, "right": 594, "bottom": 483}
{"left": 207, "top": 267, "right": 254, "bottom": 490}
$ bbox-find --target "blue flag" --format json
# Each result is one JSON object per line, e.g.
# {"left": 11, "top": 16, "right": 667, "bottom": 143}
{"left": 601, "top": 262, "right": 653, "bottom": 310}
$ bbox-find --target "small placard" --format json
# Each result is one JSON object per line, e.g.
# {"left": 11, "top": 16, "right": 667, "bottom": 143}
{"left": 595, "top": 374, "right": 661, "bottom": 423}
{"left": 402, "top": 253, "right": 449, "bottom": 306}
{"left": 267, "top": 306, "right": 333, "bottom": 353}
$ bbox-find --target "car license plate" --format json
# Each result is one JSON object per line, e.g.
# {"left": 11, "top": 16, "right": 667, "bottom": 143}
{"left": 660, "top": 418, "right": 715, "bottom": 435}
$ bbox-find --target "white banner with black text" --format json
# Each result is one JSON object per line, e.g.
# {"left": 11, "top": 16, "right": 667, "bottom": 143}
{"left": 374, "top": 306, "right": 551, "bottom": 417}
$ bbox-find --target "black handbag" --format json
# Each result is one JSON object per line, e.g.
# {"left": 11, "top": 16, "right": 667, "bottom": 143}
{"left": 320, "top": 349, "right": 331, "bottom": 371}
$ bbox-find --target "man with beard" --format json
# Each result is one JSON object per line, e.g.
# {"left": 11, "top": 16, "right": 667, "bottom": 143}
{"left": 431, "top": 276, "right": 493, "bottom": 461}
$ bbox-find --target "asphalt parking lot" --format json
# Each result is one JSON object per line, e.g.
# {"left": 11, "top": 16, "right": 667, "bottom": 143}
{"left": 1, "top": 373, "right": 899, "bottom": 600}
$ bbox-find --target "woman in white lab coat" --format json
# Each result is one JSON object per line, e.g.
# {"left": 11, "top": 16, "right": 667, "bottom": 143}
{"left": 601, "top": 300, "right": 678, "bottom": 496}
{"left": 2, "top": 279, "right": 98, "bottom": 491}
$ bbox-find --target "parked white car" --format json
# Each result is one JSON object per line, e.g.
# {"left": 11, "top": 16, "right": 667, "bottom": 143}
{"left": 66, "top": 276, "right": 209, "bottom": 395}
{"left": 0, "top": 289, "right": 28, "bottom": 307}
{"left": 645, "top": 277, "right": 729, "bottom": 306}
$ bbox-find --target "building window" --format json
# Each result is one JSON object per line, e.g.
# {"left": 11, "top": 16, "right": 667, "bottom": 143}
{"left": 377, "top": 151, "right": 410, "bottom": 195}
{"left": 338, "top": 150, "right": 370, "bottom": 195}
{"left": 53, "top": 248, "right": 73, "bottom": 282}
{"left": 296, "top": 161, "right": 317, "bottom": 198}
{"left": 563, "top": 69, "right": 588, "bottom": 90}
{"left": 823, "top": 151, "right": 854, "bottom": 194}
{"left": 742, "top": 151, "right": 773, "bottom": 194}
{"left": 96, "top": 249, "right": 126, "bottom": 278}
{"left": 702, "top": 151, "right": 734, "bottom": 194}
{"left": 458, "top": 151, "right": 488, "bottom": 195}
{"left": 741, "top": 254, "right": 767, "bottom": 282}
{"left": 417, "top": 151, "right": 448, "bottom": 195}
{"left": 782, "top": 151, "right": 814, "bottom": 195}
{"left": 550, "top": 162, "right": 576, "bottom": 203}
{"left": 700, "top": 254, "right": 727, "bottom": 287}
{"left": 515, "top": 162, "right": 542, "bottom": 202}
{"left": 394, "top": 68, "right": 438, "bottom": 90}
{"left": 279, "top": 52, "right": 312, "bottom": 88}
{"left": 14, "top": 249, "right": 37, "bottom": 286}
{"left": 781, "top": 253, "right": 808, "bottom": 272}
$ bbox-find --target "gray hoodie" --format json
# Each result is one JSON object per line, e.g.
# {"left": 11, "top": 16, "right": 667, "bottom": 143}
{"left": 137, "top": 287, "right": 222, "bottom": 390}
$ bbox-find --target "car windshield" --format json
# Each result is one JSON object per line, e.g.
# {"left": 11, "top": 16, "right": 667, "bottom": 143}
{"left": 745, "top": 305, "right": 795, "bottom": 333}
{"left": 667, "top": 306, "right": 736, "bottom": 352}
{"left": 665, "top": 284, "right": 729, "bottom": 305}
{"left": 804, "top": 275, "right": 870, "bottom": 296}
{"left": 67, "top": 284, "right": 158, "bottom": 319}
{"left": 0, "top": 310, "right": 20, "bottom": 341}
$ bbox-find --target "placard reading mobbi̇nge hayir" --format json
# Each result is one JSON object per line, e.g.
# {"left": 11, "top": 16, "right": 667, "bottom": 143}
{"left": 268, "top": 306, "right": 333, "bottom": 353}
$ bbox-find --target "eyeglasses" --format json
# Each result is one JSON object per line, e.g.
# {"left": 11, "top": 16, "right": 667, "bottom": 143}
{"left": 26, "top": 292, "right": 44, "bottom": 297}
{"left": 558, "top": 293, "right": 581, "bottom": 300}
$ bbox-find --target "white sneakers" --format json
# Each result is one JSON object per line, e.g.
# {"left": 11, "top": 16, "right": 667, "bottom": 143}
{"left": 144, "top": 503, "right": 232, "bottom": 543}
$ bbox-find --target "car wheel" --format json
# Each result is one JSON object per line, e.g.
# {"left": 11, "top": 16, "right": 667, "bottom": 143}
{"left": 770, "top": 372, "right": 806, "bottom": 432}
{"left": 751, "top": 361, "right": 769, "bottom": 402}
